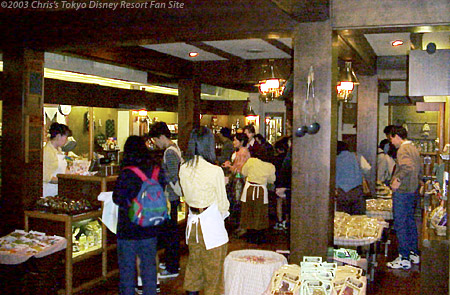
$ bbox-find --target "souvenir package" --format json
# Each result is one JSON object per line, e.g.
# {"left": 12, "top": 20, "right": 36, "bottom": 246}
{"left": 0, "top": 230, "right": 66, "bottom": 264}
{"left": 334, "top": 212, "right": 383, "bottom": 240}
{"left": 270, "top": 264, "right": 302, "bottom": 295}
{"left": 269, "top": 256, "right": 365, "bottom": 295}
{"left": 366, "top": 199, "right": 392, "bottom": 211}
{"left": 337, "top": 277, "right": 365, "bottom": 295}
{"left": 333, "top": 248, "right": 360, "bottom": 261}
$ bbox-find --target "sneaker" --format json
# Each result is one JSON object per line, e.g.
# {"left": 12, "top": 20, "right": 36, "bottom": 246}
{"left": 409, "top": 251, "right": 420, "bottom": 264}
{"left": 158, "top": 269, "right": 179, "bottom": 279}
{"left": 135, "top": 286, "right": 143, "bottom": 295}
{"left": 273, "top": 222, "right": 283, "bottom": 230}
{"left": 387, "top": 255, "right": 411, "bottom": 270}
{"left": 159, "top": 262, "right": 180, "bottom": 271}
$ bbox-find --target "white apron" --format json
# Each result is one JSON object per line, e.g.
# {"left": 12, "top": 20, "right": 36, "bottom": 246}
{"left": 43, "top": 154, "right": 67, "bottom": 198}
{"left": 240, "top": 181, "right": 269, "bottom": 204}
{"left": 185, "top": 203, "right": 229, "bottom": 250}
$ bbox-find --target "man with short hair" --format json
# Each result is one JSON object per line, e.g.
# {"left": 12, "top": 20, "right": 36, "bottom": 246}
{"left": 387, "top": 125, "right": 422, "bottom": 270}
{"left": 148, "top": 122, "right": 182, "bottom": 278}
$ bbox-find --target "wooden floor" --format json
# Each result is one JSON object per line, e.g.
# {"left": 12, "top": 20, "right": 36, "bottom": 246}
{"left": 76, "top": 223, "right": 448, "bottom": 295}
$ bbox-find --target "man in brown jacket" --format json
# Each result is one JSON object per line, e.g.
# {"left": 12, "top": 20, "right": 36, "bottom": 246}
{"left": 387, "top": 126, "right": 422, "bottom": 270}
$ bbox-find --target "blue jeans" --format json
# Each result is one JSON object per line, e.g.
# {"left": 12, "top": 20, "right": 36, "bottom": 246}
{"left": 117, "top": 237, "right": 157, "bottom": 295}
{"left": 392, "top": 191, "right": 419, "bottom": 258}
{"left": 159, "top": 200, "right": 181, "bottom": 273}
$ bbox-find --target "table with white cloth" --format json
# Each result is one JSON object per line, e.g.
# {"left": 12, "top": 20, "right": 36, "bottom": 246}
{"left": 224, "top": 249, "right": 287, "bottom": 295}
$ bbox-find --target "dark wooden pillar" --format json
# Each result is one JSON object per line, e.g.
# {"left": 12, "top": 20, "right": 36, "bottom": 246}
{"left": 177, "top": 78, "right": 201, "bottom": 152}
{"left": 290, "top": 21, "right": 337, "bottom": 262}
{"left": 0, "top": 48, "right": 44, "bottom": 234}
{"left": 356, "top": 75, "right": 378, "bottom": 188}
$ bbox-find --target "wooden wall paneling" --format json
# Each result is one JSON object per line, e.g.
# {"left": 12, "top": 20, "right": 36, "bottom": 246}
{"left": 357, "top": 75, "right": 378, "bottom": 187}
{"left": 0, "top": 48, "right": 44, "bottom": 234}
{"left": 290, "top": 21, "right": 336, "bottom": 262}
{"left": 177, "top": 79, "right": 201, "bottom": 152}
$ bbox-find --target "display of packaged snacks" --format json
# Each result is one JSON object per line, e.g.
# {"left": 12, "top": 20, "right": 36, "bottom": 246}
{"left": 0, "top": 230, "right": 66, "bottom": 264}
{"left": 334, "top": 212, "right": 383, "bottom": 240}
{"left": 35, "top": 195, "right": 99, "bottom": 215}
{"left": 366, "top": 199, "right": 392, "bottom": 211}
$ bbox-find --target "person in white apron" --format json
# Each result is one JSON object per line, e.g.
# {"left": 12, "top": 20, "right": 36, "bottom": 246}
{"left": 43, "top": 122, "right": 72, "bottom": 198}
{"left": 239, "top": 156, "right": 276, "bottom": 244}
{"left": 179, "top": 127, "right": 230, "bottom": 295}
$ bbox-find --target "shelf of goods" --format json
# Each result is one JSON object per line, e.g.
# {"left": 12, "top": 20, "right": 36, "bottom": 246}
{"left": 25, "top": 209, "right": 117, "bottom": 295}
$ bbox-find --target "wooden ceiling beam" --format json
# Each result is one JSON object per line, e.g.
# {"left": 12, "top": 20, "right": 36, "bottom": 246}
{"left": 336, "top": 31, "right": 377, "bottom": 75}
{"left": 61, "top": 46, "right": 193, "bottom": 79}
{"left": 263, "top": 39, "right": 293, "bottom": 56}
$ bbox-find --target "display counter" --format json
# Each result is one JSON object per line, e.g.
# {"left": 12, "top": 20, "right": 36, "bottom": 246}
{"left": 57, "top": 174, "right": 118, "bottom": 203}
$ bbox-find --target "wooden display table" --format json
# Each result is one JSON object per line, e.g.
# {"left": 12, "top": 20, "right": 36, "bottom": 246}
{"left": 24, "top": 210, "right": 118, "bottom": 295}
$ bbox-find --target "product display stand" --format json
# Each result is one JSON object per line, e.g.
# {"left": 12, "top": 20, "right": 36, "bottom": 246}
{"left": 24, "top": 210, "right": 118, "bottom": 295}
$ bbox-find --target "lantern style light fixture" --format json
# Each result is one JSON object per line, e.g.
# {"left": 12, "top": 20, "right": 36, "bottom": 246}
{"left": 336, "top": 61, "right": 359, "bottom": 102}
{"left": 258, "top": 64, "right": 286, "bottom": 103}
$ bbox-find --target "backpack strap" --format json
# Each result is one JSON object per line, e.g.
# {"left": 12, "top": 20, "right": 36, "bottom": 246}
{"left": 151, "top": 166, "right": 160, "bottom": 181}
{"left": 123, "top": 166, "right": 160, "bottom": 182}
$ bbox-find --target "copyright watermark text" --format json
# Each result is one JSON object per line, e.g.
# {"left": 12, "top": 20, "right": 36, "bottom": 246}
{"left": 0, "top": 1, "right": 186, "bottom": 10}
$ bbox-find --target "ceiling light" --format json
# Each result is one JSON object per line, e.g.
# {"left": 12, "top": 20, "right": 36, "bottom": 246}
{"left": 257, "top": 63, "right": 286, "bottom": 103}
{"left": 189, "top": 52, "right": 199, "bottom": 57}
{"left": 337, "top": 61, "right": 359, "bottom": 102}
{"left": 247, "top": 48, "right": 264, "bottom": 53}
{"left": 391, "top": 40, "right": 404, "bottom": 47}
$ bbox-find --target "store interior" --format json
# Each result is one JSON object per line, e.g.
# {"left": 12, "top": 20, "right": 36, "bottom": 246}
{"left": 0, "top": 1, "right": 449, "bottom": 294}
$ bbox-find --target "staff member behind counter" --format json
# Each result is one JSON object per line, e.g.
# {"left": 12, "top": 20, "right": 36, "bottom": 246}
{"left": 43, "top": 122, "right": 72, "bottom": 198}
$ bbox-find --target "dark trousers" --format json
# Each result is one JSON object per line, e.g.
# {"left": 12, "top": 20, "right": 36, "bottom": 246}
{"left": 159, "top": 200, "right": 181, "bottom": 273}
{"left": 336, "top": 185, "right": 366, "bottom": 215}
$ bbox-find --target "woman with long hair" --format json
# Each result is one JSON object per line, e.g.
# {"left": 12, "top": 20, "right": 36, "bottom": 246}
{"left": 179, "top": 127, "right": 230, "bottom": 295}
{"left": 113, "top": 136, "right": 161, "bottom": 295}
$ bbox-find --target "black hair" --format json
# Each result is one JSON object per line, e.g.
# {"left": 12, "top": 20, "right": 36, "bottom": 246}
{"left": 243, "top": 124, "right": 255, "bottom": 134}
{"left": 274, "top": 137, "right": 289, "bottom": 153}
{"left": 234, "top": 132, "right": 249, "bottom": 147}
{"left": 184, "top": 127, "right": 216, "bottom": 166}
{"left": 49, "top": 122, "right": 72, "bottom": 139}
{"left": 148, "top": 122, "right": 171, "bottom": 139}
{"left": 219, "top": 127, "right": 231, "bottom": 139}
{"left": 254, "top": 134, "right": 267, "bottom": 144}
{"left": 337, "top": 141, "right": 349, "bottom": 155}
{"left": 390, "top": 125, "right": 408, "bottom": 140}
{"left": 383, "top": 125, "right": 394, "bottom": 136}
{"left": 121, "top": 136, "right": 157, "bottom": 169}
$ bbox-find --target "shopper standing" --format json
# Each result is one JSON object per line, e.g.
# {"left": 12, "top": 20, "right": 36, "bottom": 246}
{"left": 335, "top": 141, "right": 366, "bottom": 215}
{"left": 148, "top": 122, "right": 183, "bottom": 279}
{"left": 240, "top": 154, "right": 276, "bottom": 244}
{"left": 179, "top": 127, "right": 229, "bottom": 295}
{"left": 113, "top": 136, "right": 160, "bottom": 295}
{"left": 387, "top": 126, "right": 422, "bottom": 270}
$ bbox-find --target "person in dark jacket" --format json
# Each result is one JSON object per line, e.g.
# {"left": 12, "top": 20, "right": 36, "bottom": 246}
{"left": 113, "top": 136, "right": 161, "bottom": 295}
